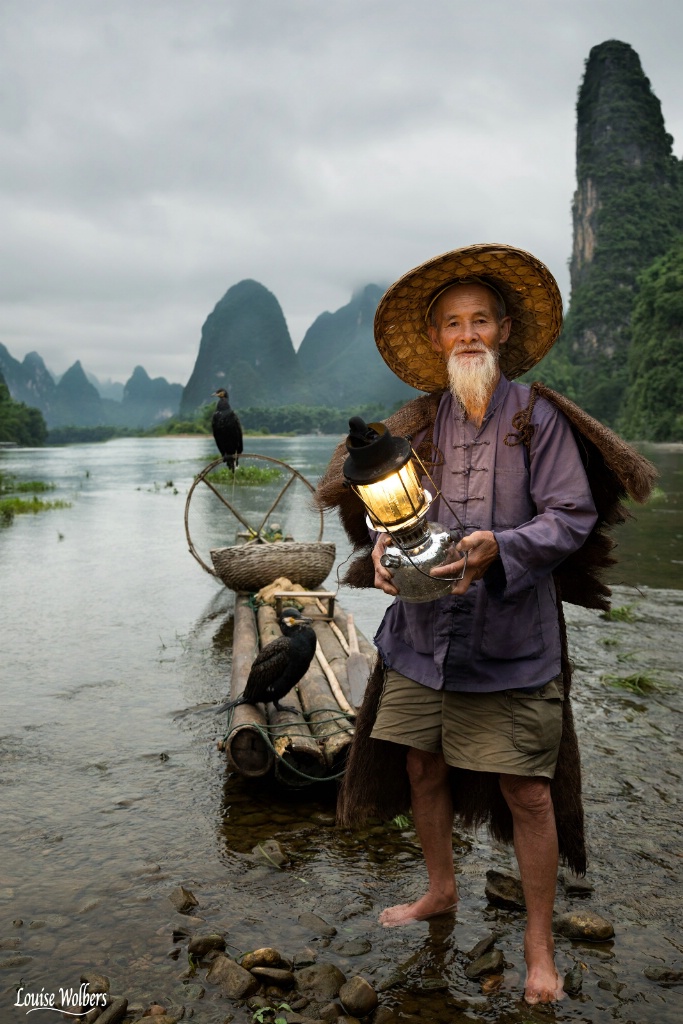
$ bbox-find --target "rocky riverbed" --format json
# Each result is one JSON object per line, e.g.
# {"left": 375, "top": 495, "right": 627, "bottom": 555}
{"left": 3, "top": 584, "right": 682, "bottom": 1024}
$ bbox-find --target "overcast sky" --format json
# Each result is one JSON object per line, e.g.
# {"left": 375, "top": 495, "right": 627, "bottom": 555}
{"left": 1, "top": 0, "right": 682, "bottom": 385}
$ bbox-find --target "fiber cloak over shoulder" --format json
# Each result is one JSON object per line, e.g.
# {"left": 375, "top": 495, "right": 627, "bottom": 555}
{"left": 317, "top": 384, "right": 656, "bottom": 876}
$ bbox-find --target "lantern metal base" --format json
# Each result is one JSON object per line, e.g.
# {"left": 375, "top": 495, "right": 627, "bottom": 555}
{"left": 380, "top": 521, "right": 457, "bottom": 603}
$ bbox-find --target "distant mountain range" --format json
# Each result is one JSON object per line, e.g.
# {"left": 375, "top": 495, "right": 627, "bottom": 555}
{"left": 1, "top": 282, "right": 415, "bottom": 430}
{"left": 0, "top": 345, "right": 183, "bottom": 429}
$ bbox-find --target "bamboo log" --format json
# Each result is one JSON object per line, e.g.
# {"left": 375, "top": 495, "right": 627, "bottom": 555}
{"left": 332, "top": 604, "right": 377, "bottom": 662}
{"left": 223, "top": 596, "right": 274, "bottom": 778}
{"left": 295, "top": 660, "right": 354, "bottom": 771}
{"left": 256, "top": 605, "right": 326, "bottom": 785}
{"left": 315, "top": 644, "right": 356, "bottom": 719}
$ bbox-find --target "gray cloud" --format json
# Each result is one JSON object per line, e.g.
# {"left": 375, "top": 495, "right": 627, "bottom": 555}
{"left": 1, "top": 0, "right": 682, "bottom": 382}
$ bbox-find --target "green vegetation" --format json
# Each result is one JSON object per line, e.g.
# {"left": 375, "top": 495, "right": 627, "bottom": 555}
{"left": 208, "top": 464, "right": 282, "bottom": 486}
{"left": 252, "top": 1004, "right": 292, "bottom": 1024}
{"left": 533, "top": 42, "right": 683, "bottom": 427}
{"left": 154, "top": 401, "right": 391, "bottom": 438}
{"left": 47, "top": 425, "right": 137, "bottom": 444}
{"left": 601, "top": 604, "right": 638, "bottom": 623}
{"left": 0, "top": 376, "right": 47, "bottom": 446}
{"left": 602, "top": 672, "right": 663, "bottom": 695}
{"left": 0, "top": 495, "right": 71, "bottom": 524}
{"left": 0, "top": 470, "right": 69, "bottom": 524}
{"left": 619, "top": 239, "right": 683, "bottom": 441}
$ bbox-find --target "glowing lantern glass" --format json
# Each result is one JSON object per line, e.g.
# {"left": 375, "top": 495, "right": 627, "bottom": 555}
{"left": 343, "top": 417, "right": 467, "bottom": 603}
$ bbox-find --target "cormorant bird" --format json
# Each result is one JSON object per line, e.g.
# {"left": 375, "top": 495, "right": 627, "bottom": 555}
{"left": 211, "top": 388, "right": 243, "bottom": 470}
{"left": 214, "top": 608, "right": 317, "bottom": 715}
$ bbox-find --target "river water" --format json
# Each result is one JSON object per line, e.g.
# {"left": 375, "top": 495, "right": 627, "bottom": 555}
{"left": 1, "top": 436, "right": 682, "bottom": 1023}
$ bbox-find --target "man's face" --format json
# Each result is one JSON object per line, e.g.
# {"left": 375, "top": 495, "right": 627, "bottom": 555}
{"left": 427, "top": 283, "right": 511, "bottom": 366}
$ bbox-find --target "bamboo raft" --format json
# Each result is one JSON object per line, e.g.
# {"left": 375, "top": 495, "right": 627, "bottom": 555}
{"left": 220, "top": 591, "right": 376, "bottom": 787}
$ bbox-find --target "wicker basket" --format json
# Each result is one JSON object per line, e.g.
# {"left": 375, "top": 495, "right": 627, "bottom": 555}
{"left": 210, "top": 541, "right": 336, "bottom": 593}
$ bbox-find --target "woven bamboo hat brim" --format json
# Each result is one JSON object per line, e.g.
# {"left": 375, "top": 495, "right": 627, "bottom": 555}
{"left": 374, "top": 243, "right": 563, "bottom": 392}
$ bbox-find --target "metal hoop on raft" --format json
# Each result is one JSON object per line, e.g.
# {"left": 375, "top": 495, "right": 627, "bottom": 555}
{"left": 184, "top": 453, "right": 334, "bottom": 591}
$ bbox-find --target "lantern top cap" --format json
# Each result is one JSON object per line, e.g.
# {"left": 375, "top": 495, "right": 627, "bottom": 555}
{"left": 343, "top": 417, "right": 412, "bottom": 484}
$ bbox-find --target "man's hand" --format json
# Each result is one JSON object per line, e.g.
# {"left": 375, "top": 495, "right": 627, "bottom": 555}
{"left": 372, "top": 533, "right": 399, "bottom": 596}
{"left": 430, "top": 530, "right": 500, "bottom": 595}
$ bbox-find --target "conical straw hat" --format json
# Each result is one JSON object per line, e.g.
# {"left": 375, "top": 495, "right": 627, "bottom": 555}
{"left": 374, "top": 243, "right": 563, "bottom": 392}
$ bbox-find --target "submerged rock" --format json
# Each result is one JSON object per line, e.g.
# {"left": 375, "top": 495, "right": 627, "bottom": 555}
{"left": 485, "top": 869, "right": 525, "bottom": 909}
{"left": 295, "top": 962, "right": 347, "bottom": 999}
{"left": 564, "top": 964, "right": 584, "bottom": 995}
{"left": 252, "top": 838, "right": 289, "bottom": 868}
{"left": 466, "top": 932, "right": 496, "bottom": 960}
{"left": 298, "top": 912, "right": 337, "bottom": 938}
{"left": 206, "top": 954, "right": 259, "bottom": 998}
{"left": 333, "top": 938, "right": 372, "bottom": 956}
{"left": 168, "top": 886, "right": 199, "bottom": 915}
{"left": 464, "top": 949, "right": 504, "bottom": 979}
{"left": 554, "top": 909, "right": 615, "bottom": 941}
{"left": 187, "top": 933, "right": 226, "bottom": 958}
{"left": 644, "top": 964, "right": 683, "bottom": 984}
{"left": 339, "top": 976, "right": 378, "bottom": 1017}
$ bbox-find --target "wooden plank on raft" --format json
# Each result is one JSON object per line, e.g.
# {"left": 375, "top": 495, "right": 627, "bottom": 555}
{"left": 255, "top": 605, "right": 327, "bottom": 785}
{"left": 298, "top": 594, "right": 355, "bottom": 722}
{"left": 224, "top": 596, "right": 274, "bottom": 778}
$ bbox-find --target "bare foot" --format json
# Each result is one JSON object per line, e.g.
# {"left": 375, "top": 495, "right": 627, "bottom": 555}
{"left": 523, "top": 939, "right": 565, "bottom": 1004}
{"left": 378, "top": 893, "right": 457, "bottom": 927}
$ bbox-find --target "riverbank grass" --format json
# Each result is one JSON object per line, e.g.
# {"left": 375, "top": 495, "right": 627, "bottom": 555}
{"left": 0, "top": 471, "right": 70, "bottom": 524}
{"left": 602, "top": 672, "right": 666, "bottom": 695}
{"left": 208, "top": 465, "right": 282, "bottom": 485}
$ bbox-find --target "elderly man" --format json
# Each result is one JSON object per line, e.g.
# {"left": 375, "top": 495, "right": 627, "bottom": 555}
{"left": 317, "top": 244, "right": 655, "bottom": 1005}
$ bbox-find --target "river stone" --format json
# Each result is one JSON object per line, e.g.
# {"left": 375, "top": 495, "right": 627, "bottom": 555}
{"left": 466, "top": 932, "right": 496, "bottom": 960}
{"left": 80, "top": 971, "right": 110, "bottom": 995}
{"left": 250, "top": 966, "right": 296, "bottom": 988}
{"left": 316, "top": 1001, "right": 341, "bottom": 1020}
{"left": 206, "top": 954, "right": 259, "bottom": 998}
{"left": 296, "top": 962, "right": 347, "bottom": 999}
{"left": 95, "top": 998, "right": 128, "bottom": 1024}
{"left": 564, "top": 876, "right": 595, "bottom": 898}
{"left": 298, "top": 912, "right": 337, "bottom": 938}
{"left": 372, "top": 1008, "right": 395, "bottom": 1024}
{"left": 564, "top": 964, "right": 584, "bottom": 995}
{"left": 241, "top": 947, "right": 287, "bottom": 971}
{"left": 554, "top": 909, "right": 615, "bottom": 941}
{"left": 333, "top": 938, "right": 372, "bottom": 956}
{"left": 187, "top": 933, "right": 226, "bottom": 957}
{"left": 644, "top": 965, "right": 683, "bottom": 984}
{"left": 293, "top": 948, "right": 318, "bottom": 968}
{"left": 448, "top": 993, "right": 489, "bottom": 1011}
{"left": 339, "top": 976, "right": 378, "bottom": 1017}
{"left": 182, "top": 984, "right": 205, "bottom": 1000}
{"left": 485, "top": 869, "right": 525, "bottom": 909}
{"left": 169, "top": 886, "right": 199, "bottom": 915}
{"left": 0, "top": 938, "right": 21, "bottom": 950}
{"left": 252, "top": 838, "right": 289, "bottom": 868}
{"left": 464, "top": 949, "right": 504, "bottom": 979}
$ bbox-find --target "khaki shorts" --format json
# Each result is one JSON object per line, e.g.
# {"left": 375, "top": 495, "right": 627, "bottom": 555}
{"left": 370, "top": 668, "right": 564, "bottom": 778}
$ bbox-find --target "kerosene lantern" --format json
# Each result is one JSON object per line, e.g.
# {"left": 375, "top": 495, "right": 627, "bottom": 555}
{"left": 343, "top": 417, "right": 468, "bottom": 603}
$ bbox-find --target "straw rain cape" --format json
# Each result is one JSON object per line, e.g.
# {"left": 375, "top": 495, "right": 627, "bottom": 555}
{"left": 317, "top": 383, "right": 656, "bottom": 875}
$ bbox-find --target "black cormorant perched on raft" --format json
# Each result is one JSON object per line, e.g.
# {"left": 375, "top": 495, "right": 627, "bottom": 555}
{"left": 214, "top": 608, "right": 317, "bottom": 715}
{"left": 211, "top": 388, "right": 243, "bottom": 470}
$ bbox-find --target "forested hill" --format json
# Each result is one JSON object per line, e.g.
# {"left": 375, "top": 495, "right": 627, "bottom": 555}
{"left": 532, "top": 40, "right": 683, "bottom": 437}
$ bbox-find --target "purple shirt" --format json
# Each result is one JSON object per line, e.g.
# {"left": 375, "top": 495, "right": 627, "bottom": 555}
{"left": 374, "top": 377, "right": 598, "bottom": 692}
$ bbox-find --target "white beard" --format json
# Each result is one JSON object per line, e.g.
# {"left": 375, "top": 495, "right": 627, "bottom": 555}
{"left": 447, "top": 346, "right": 499, "bottom": 420}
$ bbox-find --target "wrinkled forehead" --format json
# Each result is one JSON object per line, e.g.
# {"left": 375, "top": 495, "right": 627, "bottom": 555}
{"left": 428, "top": 279, "right": 504, "bottom": 320}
